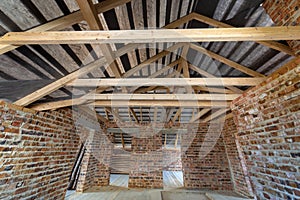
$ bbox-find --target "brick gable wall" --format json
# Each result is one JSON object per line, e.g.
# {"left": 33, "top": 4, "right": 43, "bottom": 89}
{"left": 231, "top": 58, "right": 300, "bottom": 199}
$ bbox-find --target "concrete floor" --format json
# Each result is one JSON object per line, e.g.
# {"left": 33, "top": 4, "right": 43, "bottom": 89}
{"left": 65, "top": 172, "right": 251, "bottom": 200}
{"left": 66, "top": 187, "right": 251, "bottom": 200}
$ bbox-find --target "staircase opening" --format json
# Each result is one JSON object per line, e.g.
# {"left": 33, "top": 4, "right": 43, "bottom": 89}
{"left": 65, "top": 143, "right": 85, "bottom": 198}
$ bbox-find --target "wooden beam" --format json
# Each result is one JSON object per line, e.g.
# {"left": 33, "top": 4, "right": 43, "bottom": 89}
{"left": 148, "top": 59, "right": 180, "bottom": 78}
{"left": 128, "top": 108, "right": 132, "bottom": 122}
{"left": 122, "top": 43, "right": 185, "bottom": 78}
{"left": 76, "top": 106, "right": 109, "bottom": 125}
{"left": 189, "top": 43, "right": 265, "bottom": 77}
{"left": 13, "top": 14, "right": 193, "bottom": 107}
{"left": 93, "top": 100, "right": 231, "bottom": 108}
{"left": 193, "top": 86, "right": 235, "bottom": 94}
{"left": 135, "top": 63, "right": 182, "bottom": 94}
{"left": 14, "top": 17, "right": 164, "bottom": 106}
{"left": 182, "top": 60, "right": 190, "bottom": 78}
{"left": 2, "top": 26, "right": 300, "bottom": 45}
{"left": 14, "top": 57, "right": 106, "bottom": 106}
{"left": 113, "top": 13, "right": 195, "bottom": 58}
{"left": 96, "top": 113, "right": 109, "bottom": 124}
{"left": 175, "top": 133, "right": 179, "bottom": 148}
{"left": 0, "top": 0, "right": 132, "bottom": 54}
{"left": 127, "top": 59, "right": 180, "bottom": 93}
{"left": 191, "top": 12, "right": 296, "bottom": 56}
{"left": 129, "top": 107, "right": 139, "bottom": 123}
{"left": 76, "top": 0, "right": 102, "bottom": 30}
{"left": 166, "top": 62, "right": 185, "bottom": 123}
{"left": 188, "top": 63, "right": 244, "bottom": 94}
{"left": 76, "top": 94, "right": 240, "bottom": 101}
{"left": 140, "top": 107, "right": 143, "bottom": 123}
{"left": 189, "top": 108, "right": 210, "bottom": 123}
{"left": 171, "top": 108, "right": 182, "bottom": 123}
{"left": 32, "top": 100, "right": 230, "bottom": 111}
{"left": 164, "top": 13, "right": 194, "bottom": 29}
{"left": 76, "top": 0, "right": 122, "bottom": 77}
{"left": 67, "top": 77, "right": 266, "bottom": 87}
{"left": 105, "top": 109, "right": 109, "bottom": 120}
{"left": 105, "top": 107, "right": 123, "bottom": 122}
{"left": 203, "top": 108, "right": 229, "bottom": 122}
{"left": 181, "top": 45, "right": 190, "bottom": 60}
{"left": 121, "top": 133, "right": 125, "bottom": 148}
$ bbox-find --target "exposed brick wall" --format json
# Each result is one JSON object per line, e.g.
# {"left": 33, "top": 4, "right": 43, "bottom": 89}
{"left": 128, "top": 128, "right": 163, "bottom": 188}
{"left": 110, "top": 148, "right": 182, "bottom": 175}
{"left": 263, "top": 0, "right": 300, "bottom": 55}
{"left": 0, "top": 101, "right": 81, "bottom": 199}
{"left": 76, "top": 126, "right": 113, "bottom": 192}
{"left": 182, "top": 123, "right": 233, "bottom": 190}
{"left": 163, "top": 149, "right": 182, "bottom": 171}
{"left": 231, "top": 58, "right": 300, "bottom": 199}
{"left": 222, "top": 118, "right": 254, "bottom": 197}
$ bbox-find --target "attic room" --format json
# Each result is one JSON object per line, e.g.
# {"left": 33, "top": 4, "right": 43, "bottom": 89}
{"left": 0, "top": 0, "right": 299, "bottom": 199}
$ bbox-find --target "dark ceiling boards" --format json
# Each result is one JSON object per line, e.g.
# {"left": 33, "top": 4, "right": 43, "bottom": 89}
{"left": 0, "top": 0, "right": 295, "bottom": 122}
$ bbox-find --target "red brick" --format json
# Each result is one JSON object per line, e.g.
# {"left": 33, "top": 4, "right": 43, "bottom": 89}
{"left": 231, "top": 58, "right": 300, "bottom": 199}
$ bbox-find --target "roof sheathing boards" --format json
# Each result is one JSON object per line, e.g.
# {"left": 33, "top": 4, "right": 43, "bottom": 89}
{"left": 0, "top": 0, "right": 297, "bottom": 124}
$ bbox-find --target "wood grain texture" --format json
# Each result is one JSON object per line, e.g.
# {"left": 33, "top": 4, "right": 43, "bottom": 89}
{"left": 2, "top": 26, "right": 300, "bottom": 45}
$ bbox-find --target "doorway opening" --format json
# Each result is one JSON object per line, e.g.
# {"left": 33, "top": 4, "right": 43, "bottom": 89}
{"left": 163, "top": 171, "right": 184, "bottom": 189}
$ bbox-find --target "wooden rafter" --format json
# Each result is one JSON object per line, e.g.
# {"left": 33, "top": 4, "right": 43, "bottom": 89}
{"left": 128, "top": 109, "right": 132, "bottom": 122}
{"left": 76, "top": 0, "right": 122, "bottom": 77}
{"left": 12, "top": 11, "right": 276, "bottom": 111}
{"left": 181, "top": 45, "right": 190, "bottom": 60}
{"left": 105, "top": 107, "right": 123, "bottom": 122}
{"left": 13, "top": 30, "right": 182, "bottom": 107}
{"left": 121, "top": 133, "right": 125, "bottom": 148}
{"left": 105, "top": 109, "right": 109, "bottom": 120}
{"left": 76, "top": 106, "right": 109, "bottom": 125}
{"left": 0, "top": 0, "right": 132, "bottom": 54}
{"left": 189, "top": 108, "right": 211, "bottom": 123}
{"left": 203, "top": 108, "right": 229, "bottom": 122}
{"left": 14, "top": 57, "right": 106, "bottom": 106}
{"left": 188, "top": 63, "right": 243, "bottom": 94}
{"left": 122, "top": 43, "right": 185, "bottom": 78}
{"left": 25, "top": 63, "right": 180, "bottom": 111}
{"left": 171, "top": 108, "right": 182, "bottom": 124}
{"left": 96, "top": 113, "right": 109, "bottom": 124}
{"left": 189, "top": 43, "right": 265, "bottom": 77}
{"left": 140, "top": 107, "right": 143, "bottom": 123}
{"left": 113, "top": 13, "right": 194, "bottom": 58}
{"left": 148, "top": 59, "right": 180, "bottom": 78}
{"left": 175, "top": 133, "right": 179, "bottom": 148}
{"left": 193, "top": 86, "right": 235, "bottom": 94}
{"left": 2, "top": 26, "right": 300, "bottom": 45}
{"left": 182, "top": 60, "right": 190, "bottom": 78}
{"left": 129, "top": 107, "right": 139, "bottom": 124}
{"left": 190, "top": 12, "right": 296, "bottom": 56}
{"left": 9, "top": 14, "right": 199, "bottom": 107}
{"left": 166, "top": 59, "right": 186, "bottom": 123}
